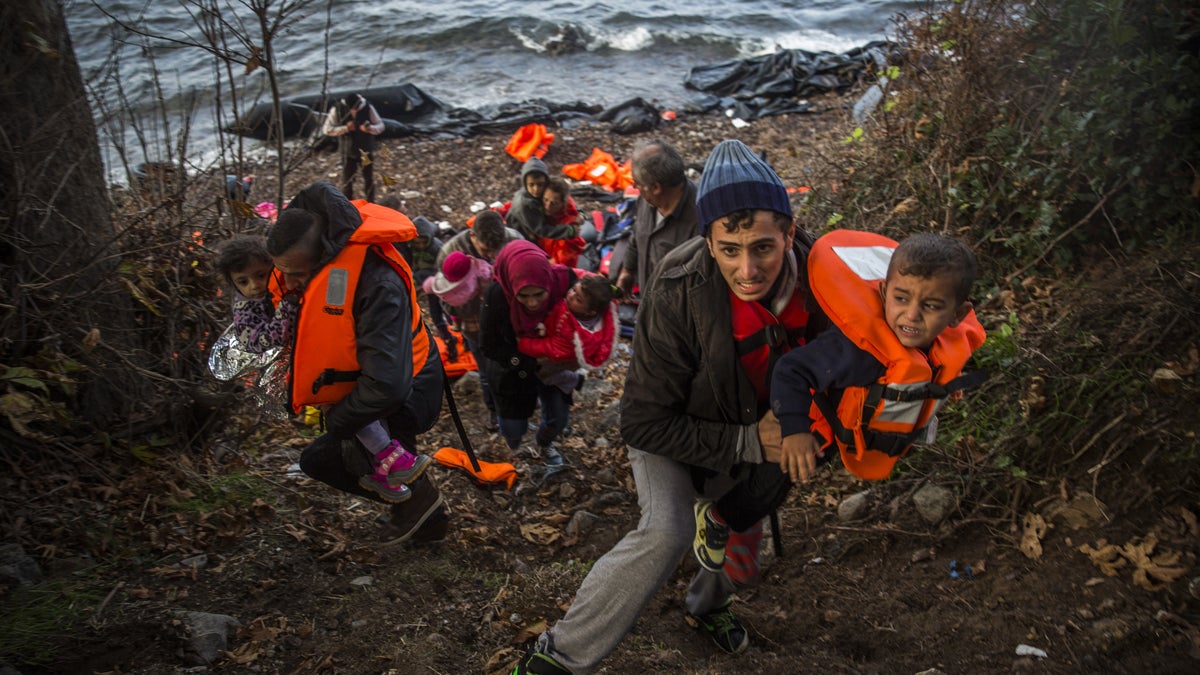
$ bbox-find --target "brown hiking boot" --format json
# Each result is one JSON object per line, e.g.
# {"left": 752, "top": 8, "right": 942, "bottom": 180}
{"left": 379, "top": 475, "right": 445, "bottom": 547}
{"left": 409, "top": 507, "right": 450, "bottom": 544}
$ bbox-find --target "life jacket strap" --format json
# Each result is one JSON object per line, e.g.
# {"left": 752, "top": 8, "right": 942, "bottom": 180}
{"left": 812, "top": 391, "right": 925, "bottom": 458}
{"left": 311, "top": 368, "right": 361, "bottom": 395}
{"left": 875, "top": 369, "right": 990, "bottom": 402}
{"left": 735, "top": 324, "right": 803, "bottom": 357}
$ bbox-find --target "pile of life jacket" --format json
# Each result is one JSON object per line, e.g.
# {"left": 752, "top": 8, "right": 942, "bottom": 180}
{"left": 563, "top": 148, "right": 633, "bottom": 192}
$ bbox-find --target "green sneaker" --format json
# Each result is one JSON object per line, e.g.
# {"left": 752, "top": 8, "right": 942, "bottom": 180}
{"left": 512, "top": 648, "right": 571, "bottom": 675}
{"left": 691, "top": 603, "right": 749, "bottom": 654}
{"left": 694, "top": 500, "right": 729, "bottom": 572}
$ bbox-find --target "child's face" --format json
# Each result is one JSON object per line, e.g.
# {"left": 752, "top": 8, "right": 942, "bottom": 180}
{"left": 231, "top": 259, "right": 273, "bottom": 299}
{"left": 881, "top": 271, "right": 970, "bottom": 349}
{"left": 542, "top": 190, "right": 566, "bottom": 216}
{"left": 566, "top": 284, "right": 596, "bottom": 319}
{"left": 524, "top": 173, "right": 548, "bottom": 199}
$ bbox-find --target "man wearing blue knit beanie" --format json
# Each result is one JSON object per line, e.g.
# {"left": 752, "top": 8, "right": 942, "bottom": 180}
{"left": 514, "top": 140, "right": 828, "bottom": 674}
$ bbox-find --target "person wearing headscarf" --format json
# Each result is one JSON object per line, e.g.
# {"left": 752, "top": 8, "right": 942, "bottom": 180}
{"left": 478, "top": 240, "right": 578, "bottom": 465}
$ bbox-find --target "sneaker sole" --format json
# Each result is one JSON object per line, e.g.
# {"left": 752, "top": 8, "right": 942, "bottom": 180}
{"left": 386, "top": 454, "right": 434, "bottom": 486}
{"left": 688, "top": 611, "right": 750, "bottom": 655}
{"left": 694, "top": 501, "right": 727, "bottom": 572}
{"left": 359, "top": 476, "right": 413, "bottom": 504}
{"left": 378, "top": 492, "right": 445, "bottom": 547}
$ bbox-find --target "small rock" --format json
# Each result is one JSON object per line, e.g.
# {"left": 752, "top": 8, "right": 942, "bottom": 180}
{"left": 593, "top": 436, "right": 610, "bottom": 449}
{"left": 595, "top": 467, "right": 616, "bottom": 485}
{"left": 350, "top": 576, "right": 374, "bottom": 588}
{"left": 178, "top": 611, "right": 241, "bottom": 666}
{"left": 822, "top": 609, "right": 842, "bottom": 623}
{"left": 0, "top": 544, "right": 43, "bottom": 587}
{"left": 452, "top": 370, "right": 482, "bottom": 399}
{"left": 837, "top": 490, "right": 871, "bottom": 522}
{"left": 400, "top": 190, "right": 421, "bottom": 199}
{"left": 913, "top": 484, "right": 956, "bottom": 524}
{"left": 565, "top": 510, "right": 600, "bottom": 539}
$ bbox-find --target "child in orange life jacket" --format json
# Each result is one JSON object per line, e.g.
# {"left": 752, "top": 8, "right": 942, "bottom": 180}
{"left": 692, "top": 232, "right": 983, "bottom": 572}
{"left": 517, "top": 274, "right": 621, "bottom": 393}
{"left": 536, "top": 177, "right": 587, "bottom": 267}
{"left": 214, "top": 235, "right": 431, "bottom": 504}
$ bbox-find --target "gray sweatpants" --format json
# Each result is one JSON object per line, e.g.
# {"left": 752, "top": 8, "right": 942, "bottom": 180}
{"left": 536, "top": 447, "right": 740, "bottom": 674}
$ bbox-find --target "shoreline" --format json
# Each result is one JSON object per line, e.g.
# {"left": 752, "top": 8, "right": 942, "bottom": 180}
{"left": 241, "top": 97, "right": 851, "bottom": 235}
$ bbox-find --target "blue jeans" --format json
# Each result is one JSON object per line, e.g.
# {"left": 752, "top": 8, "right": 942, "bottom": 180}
{"left": 498, "top": 380, "right": 570, "bottom": 450}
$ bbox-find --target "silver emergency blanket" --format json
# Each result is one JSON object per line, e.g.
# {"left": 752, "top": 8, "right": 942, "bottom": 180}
{"left": 207, "top": 324, "right": 291, "bottom": 420}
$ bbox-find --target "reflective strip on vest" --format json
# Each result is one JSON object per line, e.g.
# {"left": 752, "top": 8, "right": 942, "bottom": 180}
{"left": 831, "top": 244, "right": 893, "bottom": 281}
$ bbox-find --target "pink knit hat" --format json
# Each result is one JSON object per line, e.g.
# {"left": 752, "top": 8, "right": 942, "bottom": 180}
{"left": 442, "top": 251, "right": 472, "bottom": 282}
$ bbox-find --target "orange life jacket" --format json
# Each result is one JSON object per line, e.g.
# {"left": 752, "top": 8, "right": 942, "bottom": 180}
{"left": 288, "top": 201, "right": 429, "bottom": 413}
{"left": 432, "top": 446, "right": 518, "bottom": 490}
{"left": 435, "top": 326, "right": 479, "bottom": 379}
{"left": 562, "top": 147, "right": 633, "bottom": 192}
{"left": 505, "top": 123, "right": 554, "bottom": 162}
{"left": 807, "top": 229, "right": 987, "bottom": 480}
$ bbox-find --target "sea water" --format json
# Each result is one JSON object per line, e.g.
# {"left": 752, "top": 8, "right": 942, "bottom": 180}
{"left": 65, "top": 0, "right": 921, "bottom": 178}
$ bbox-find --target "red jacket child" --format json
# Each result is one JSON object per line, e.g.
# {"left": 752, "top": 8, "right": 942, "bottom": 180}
{"left": 517, "top": 274, "right": 619, "bottom": 371}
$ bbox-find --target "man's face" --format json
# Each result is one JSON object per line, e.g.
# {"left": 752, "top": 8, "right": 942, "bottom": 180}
{"left": 273, "top": 243, "right": 319, "bottom": 292}
{"left": 231, "top": 258, "right": 273, "bottom": 299}
{"left": 705, "top": 211, "right": 794, "bottom": 303}
{"left": 524, "top": 173, "right": 548, "bottom": 199}
{"left": 881, "top": 271, "right": 969, "bottom": 349}
{"left": 469, "top": 231, "right": 497, "bottom": 261}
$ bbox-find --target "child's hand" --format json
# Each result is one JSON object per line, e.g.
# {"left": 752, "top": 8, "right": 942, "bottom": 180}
{"left": 536, "top": 322, "right": 546, "bottom": 337}
{"left": 779, "top": 433, "right": 823, "bottom": 484}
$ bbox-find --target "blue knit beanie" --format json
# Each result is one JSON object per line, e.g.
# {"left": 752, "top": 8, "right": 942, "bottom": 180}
{"left": 696, "top": 140, "right": 792, "bottom": 234}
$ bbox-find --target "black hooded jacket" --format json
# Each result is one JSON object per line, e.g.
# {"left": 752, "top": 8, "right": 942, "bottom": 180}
{"left": 286, "top": 182, "right": 444, "bottom": 440}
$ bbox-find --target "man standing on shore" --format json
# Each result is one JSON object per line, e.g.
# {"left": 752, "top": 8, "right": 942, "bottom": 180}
{"left": 613, "top": 139, "right": 699, "bottom": 300}
{"left": 323, "top": 93, "right": 384, "bottom": 203}
{"left": 513, "top": 140, "right": 825, "bottom": 674}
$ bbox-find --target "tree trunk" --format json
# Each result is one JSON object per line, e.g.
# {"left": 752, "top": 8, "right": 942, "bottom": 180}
{"left": 0, "top": 0, "right": 143, "bottom": 427}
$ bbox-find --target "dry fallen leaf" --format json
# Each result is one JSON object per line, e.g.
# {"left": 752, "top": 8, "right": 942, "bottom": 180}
{"left": 520, "top": 523, "right": 562, "bottom": 545}
{"left": 512, "top": 619, "right": 548, "bottom": 644}
{"left": 1019, "top": 512, "right": 1048, "bottom": 560}
{"left": 1078, "top": 540, "right": 1126, "bottom": 576}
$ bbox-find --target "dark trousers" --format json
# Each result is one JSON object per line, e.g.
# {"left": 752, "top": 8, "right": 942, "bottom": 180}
{"left": 711, "top": 462, "right": 792, "bottom": 532}
{"left": 341, "top": 149, "right": 375, "bottom": 202}
{"left": 299, "top": 412, "right": 418, "bottom": 504}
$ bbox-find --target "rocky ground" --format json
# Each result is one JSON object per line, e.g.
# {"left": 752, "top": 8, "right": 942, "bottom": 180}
{"left": 2, "top": 99, "right": 1198, "bottom": 674}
